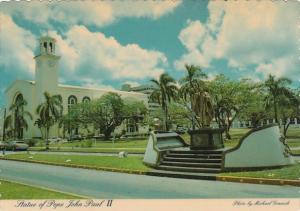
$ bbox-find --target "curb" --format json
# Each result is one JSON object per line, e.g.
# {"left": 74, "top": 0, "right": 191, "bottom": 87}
{"left": 0, "top": 157, "right": 147, "bottom": 176}
{"left": 216, "top": 175, "right": 300, "bottom": 186}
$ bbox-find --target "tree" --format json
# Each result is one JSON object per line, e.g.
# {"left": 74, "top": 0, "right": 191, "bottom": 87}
{"left": 88, "top": 92, "right": 124, "bottom": 139}
{"left": 4, "top": 115, "right": 14, "bottom": 139}
{"left": 123, "top": 98, "right": 148, "bottom": 133}
{"left": 36, "top": 92, "right": 63, "bottom": 150}
{"left": 168, "top": 102, "right": 190, "bottom": 128}
{"left": 150, "top": 73, "right": 178, "bottom": 131}
{"left": 209, "top": 75, "right": 253, "bottom": 139}
{"left": 4, "top": 97, "right": 32, "bottom": 139}
{"left": 59, "top": 103, "right": 88, "bottom": 138}
{"left": 277, "top": 90, "right": 300, "bottom": 137}
{"left": 179, "top": 65, "right": 207, "bottom": 129}
{"left": 238, "top": 89, "right": 272, "bottom": 128}
{"left": 264, "top": 74, "right": 292, "bottom": 124}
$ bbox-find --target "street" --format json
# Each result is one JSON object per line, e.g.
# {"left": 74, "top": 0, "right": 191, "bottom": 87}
{"left": 0, "top": 160, "right": 299, "bottom": 198}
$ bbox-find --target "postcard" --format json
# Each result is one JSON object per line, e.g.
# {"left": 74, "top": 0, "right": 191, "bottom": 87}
{"left": 0, "top": 0, "right": 299, "bottom": 210}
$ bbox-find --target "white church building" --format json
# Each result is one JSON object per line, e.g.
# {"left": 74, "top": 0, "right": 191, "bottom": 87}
{"left": 5, "top": 36, "right": 148, "bottom": 139}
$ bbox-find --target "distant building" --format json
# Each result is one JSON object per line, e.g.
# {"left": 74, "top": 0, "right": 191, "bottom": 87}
{"left": 121, "top": 84, "right": 160, "bottom": 112}
{"left": 5, "top": 36, "right": 148, "bottom": 139}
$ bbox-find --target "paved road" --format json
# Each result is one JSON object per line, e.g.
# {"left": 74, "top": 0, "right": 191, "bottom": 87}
{"left": 1, "top": 160, "right": 299, "bottom": 198}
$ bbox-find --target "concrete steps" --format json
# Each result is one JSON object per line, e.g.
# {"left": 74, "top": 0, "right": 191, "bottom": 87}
{"left": 154, "top": 149, "right": 224, "bottom": 177}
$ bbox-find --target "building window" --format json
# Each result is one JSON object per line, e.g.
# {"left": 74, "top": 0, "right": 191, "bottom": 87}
{"left": 82, "top": 96, "right": 91, "bottom": 103}
{"left": 49, "top": 42, "right": 53, "bottom": 53}
{"left": 43, "top": 42, "right": 47, "bottom": 52}
{"left": 68, "top": 95, "right": 77, "bottom": 111}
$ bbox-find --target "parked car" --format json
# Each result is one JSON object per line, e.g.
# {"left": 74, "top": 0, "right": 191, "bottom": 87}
{"left": 48, "top": 137, "right": 62, "bottom": 143}
{"left": 6, "top": 141, "right": 29, "bottom": 151}
{"left": 0, "top": 141, "right": 6, "bottom": 150}
{"left": 68, "top": 134, "right": 83, "bottom": 141}
{"left": 175, "top": 127, "right": 187, "bottom": 134}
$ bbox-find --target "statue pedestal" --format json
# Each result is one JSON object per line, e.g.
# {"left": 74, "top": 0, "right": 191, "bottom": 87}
{"left": 188, "top": 128, "right": 225, "bottom": 150}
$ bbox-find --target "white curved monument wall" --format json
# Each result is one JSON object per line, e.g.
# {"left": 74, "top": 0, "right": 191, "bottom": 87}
{"left": 224, "top": 125, "right": 294, "bottom": 168}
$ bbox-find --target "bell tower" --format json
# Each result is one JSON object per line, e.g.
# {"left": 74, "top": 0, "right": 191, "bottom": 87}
{"left": 34, "top": 36, "right": 60, "bottom": 104}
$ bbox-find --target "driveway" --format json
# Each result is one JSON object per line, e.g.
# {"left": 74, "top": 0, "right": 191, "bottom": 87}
{"left": 0, "top": 160, "right": 299, "bottom": 198}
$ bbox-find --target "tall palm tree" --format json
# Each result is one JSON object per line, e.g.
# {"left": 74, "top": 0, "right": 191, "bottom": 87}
{"left": 5, "top": 97, "right": 32, "bottom": 139}
{"left": 264, "top": 74, "right": 293, "bottom": 124}
{"left": 179, "top": 64, "right": 207, "bottom": 129}
{"left": 36, "top": 92, "right": 63, "bottom": 150}
{"left": 179, "top": 64, "right": 207, "bottom": 100}
{"left": 150, "top": 73, "right": 178, "bottom": 131}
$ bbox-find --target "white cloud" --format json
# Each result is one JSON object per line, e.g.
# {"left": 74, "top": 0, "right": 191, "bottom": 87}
{"left": 174, "top": 1, "right": 300, "bottom": 80}
{"left": 1, "top": 1, "right": 182, "bottom": 27}
{"left": 48, "top": 25, "right": 166, "bottom": 82}
{"left": 0, "top": 13, "right": 36, "bottom": 77}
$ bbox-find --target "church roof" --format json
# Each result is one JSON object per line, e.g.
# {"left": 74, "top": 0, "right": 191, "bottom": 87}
{"left": 5, "top": 80, "right": 145, "bottom": 97}
{"left": 59, "top": 84, "right": 145, "bottom": 96}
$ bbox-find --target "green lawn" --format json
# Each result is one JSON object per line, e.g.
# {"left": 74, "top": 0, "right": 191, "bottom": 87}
{"left": 221, "top": 164, "right": 300, "bottom": 180}
{"left": 29, "top": 147, "right": 145, "bottom": 153}
{"left": 0, "top": 180, "right": 82, "bottom": 199}
{"left": 291, "top": 150, "right": 300, "bottom": 154}
{"left": 4, "top": 153, "right": 149, "bottom": 172}
{"left": 30, "top": 127, "right": 300, "bottom": 153}
{"left": 46, "top": 139, "right": 148, "bottom": 148}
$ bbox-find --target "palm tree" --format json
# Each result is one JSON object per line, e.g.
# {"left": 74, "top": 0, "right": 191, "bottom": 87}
{"left": 264, "top": 74, "right": 293, "bottom": 124}
{"left": 150, "top": 73, "right": 178, "bottom": 131}
{"left": 179, "top": 64, "right": 207, "bottom": 100}
{"left": 5, "top": 97, "right": 32, "bottom": 139}
{"left": 179, "top": 64, "right": 207, "bottom": 129}
{"left": 36, "top": 92, "right": 63, "bottom": 150}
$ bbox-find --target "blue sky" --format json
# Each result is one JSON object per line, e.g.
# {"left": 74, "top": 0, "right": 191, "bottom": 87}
{"left": 0, "top": 0, "right": 299, "bottom": 107}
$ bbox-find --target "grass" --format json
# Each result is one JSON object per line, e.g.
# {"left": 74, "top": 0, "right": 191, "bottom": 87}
{"left": 0, "top": 180, "right": 82, "bottom": 199}
{"left": 30, "top": 128, "right": 300, "bottom": 153}
{"left": 291, "top": 150, "right": 300, "bottom": 154}
{"left": 3, "top": 153, "right": 149, "bottom": 172}
{"left": 220, "top": 164, "right": 300, "bottom": 180}
{"left": 29, "top": 147, "right": 145, "bottom": 153}
{"left": 46, "top": 139, "right": 148, "bottom": 148}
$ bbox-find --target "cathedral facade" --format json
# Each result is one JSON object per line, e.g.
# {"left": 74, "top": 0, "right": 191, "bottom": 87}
{"left": 5, "top": 36, "right": 148, "bottom": 139}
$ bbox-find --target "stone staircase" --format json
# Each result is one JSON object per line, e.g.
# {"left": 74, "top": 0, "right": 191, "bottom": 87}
{"left": 150, "top": 148, "right": 224, "bottom": 180}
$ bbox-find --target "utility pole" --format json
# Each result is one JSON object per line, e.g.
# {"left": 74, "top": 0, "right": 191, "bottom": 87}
{"left": 2, "top": 108, "right": 6, "bottom": 142}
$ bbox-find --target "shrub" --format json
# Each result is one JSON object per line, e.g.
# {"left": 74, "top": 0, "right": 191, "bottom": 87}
{"left": 85, "top": 140, "right": 93, "bottom": 148}
{"left": 24, "top": 139, "right": 38, "bottom": 147}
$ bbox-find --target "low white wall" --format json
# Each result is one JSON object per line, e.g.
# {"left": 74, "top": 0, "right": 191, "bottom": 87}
{"left": 224, "top": 125, "right": 295, "bottom": 168}
{"left": 143, "top": 133, "right": 159, "bottom": 166}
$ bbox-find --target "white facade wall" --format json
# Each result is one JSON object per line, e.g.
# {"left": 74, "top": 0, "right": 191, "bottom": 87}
{"left": 4, "top": 36, "right": 149, "bottom": 139}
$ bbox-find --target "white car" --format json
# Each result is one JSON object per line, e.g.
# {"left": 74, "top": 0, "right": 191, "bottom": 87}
{"left": 7, "top": 141, "right": 29, "bottom": 151}
{"left": 48, "top": 137, "right": 62, "bottom": 143}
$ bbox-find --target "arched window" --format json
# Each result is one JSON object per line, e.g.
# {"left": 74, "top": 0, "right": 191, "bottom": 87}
{"left": 43, "top": 42, "right": 47, "bottom": 52}
{"left": 15, "top": 93, "right": 24, "bottom": 104}
{"left": 68, "top": 95, "right": 77, "bottom": 111}
{"left": 49, "top": 42, "right": 53, "bottom": 53}
{"left": 82, "top": 96, "right": 91, "bottom": 103}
